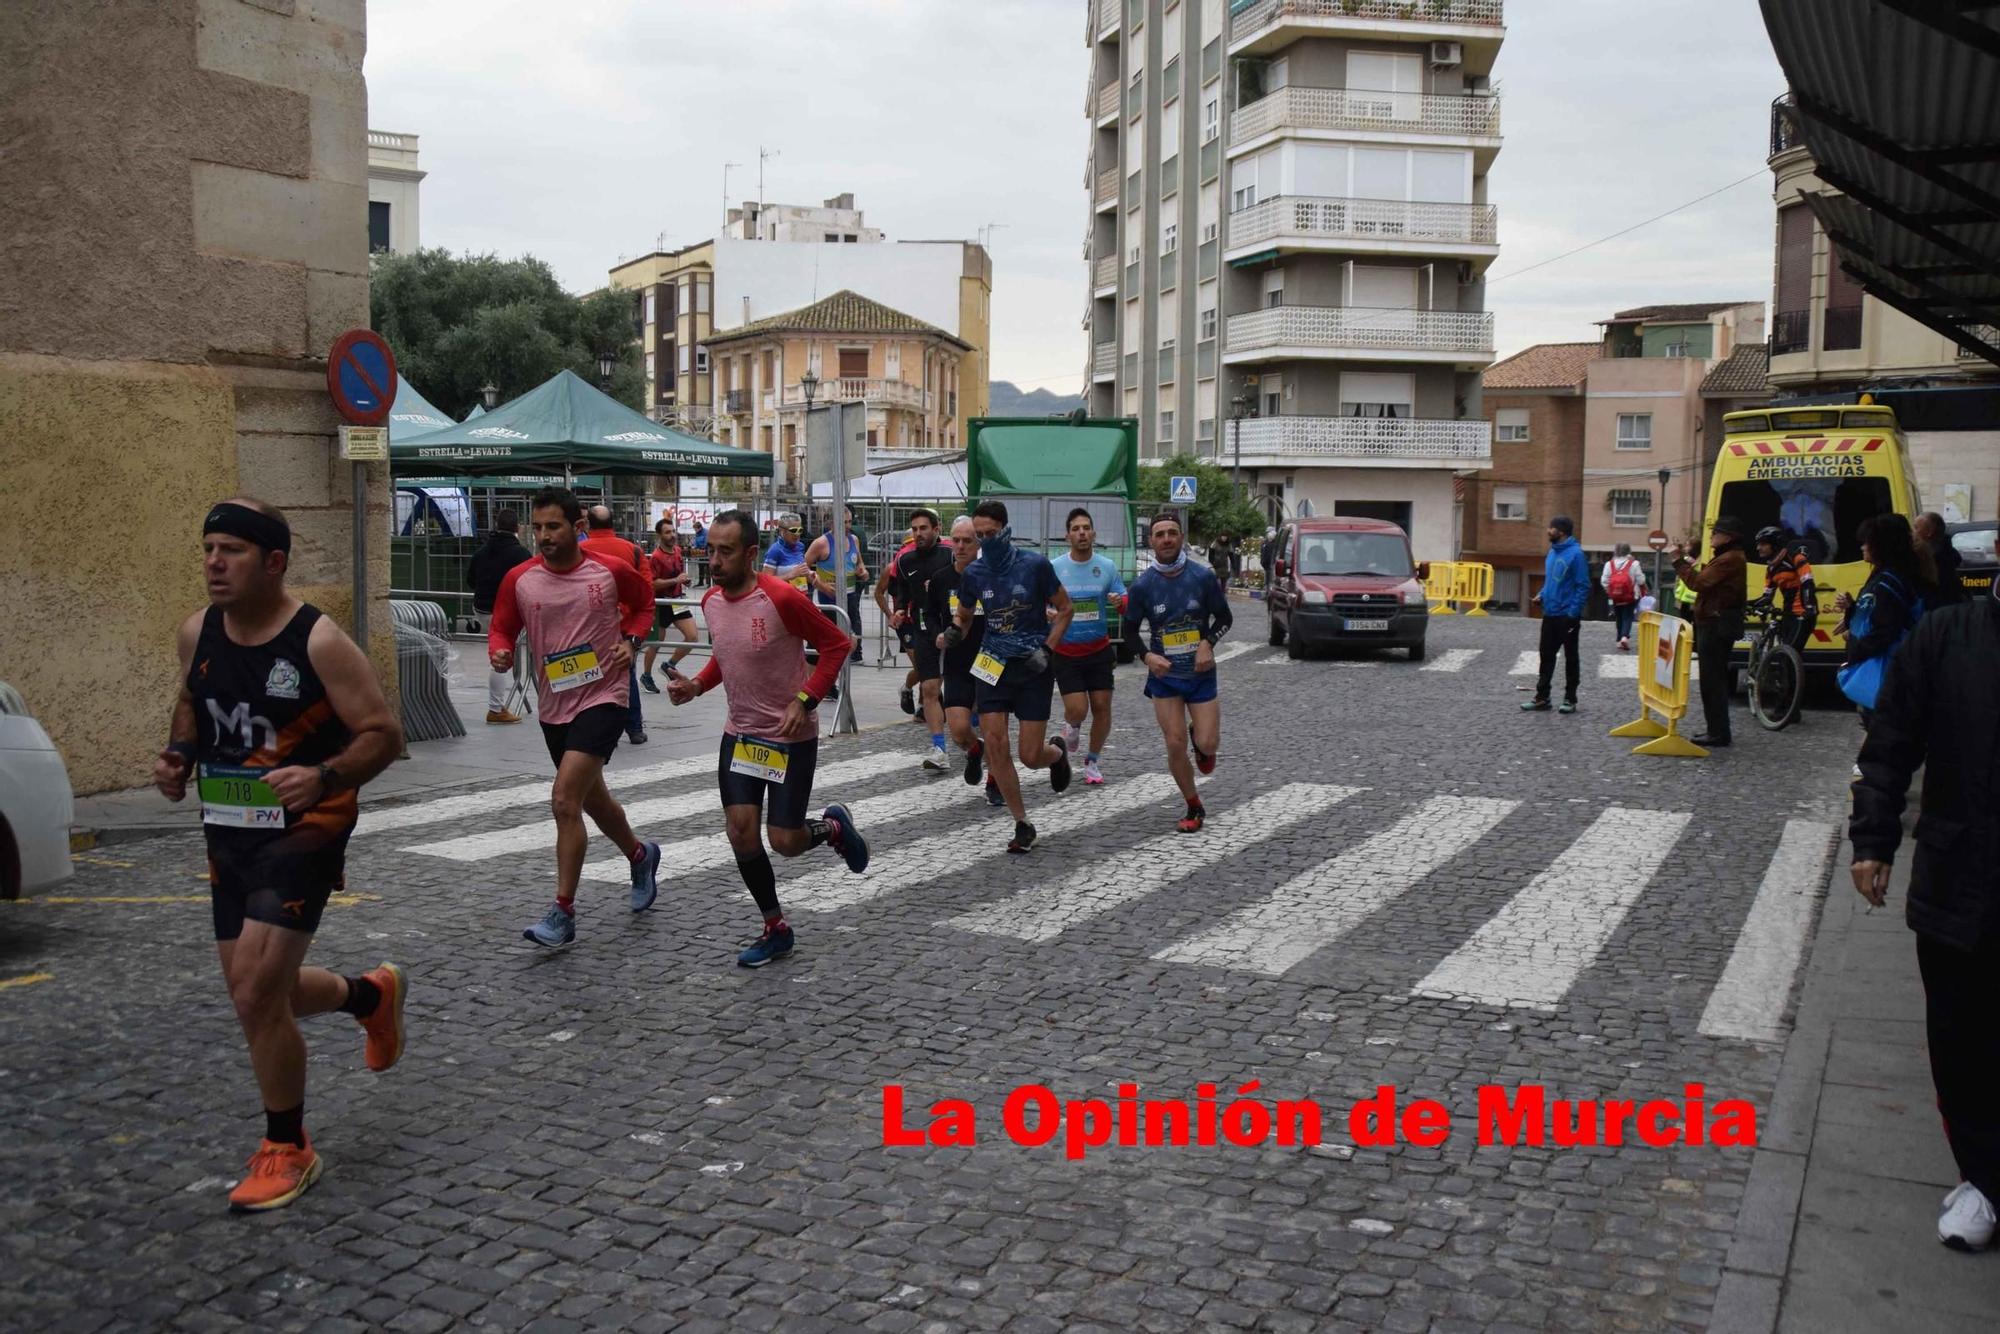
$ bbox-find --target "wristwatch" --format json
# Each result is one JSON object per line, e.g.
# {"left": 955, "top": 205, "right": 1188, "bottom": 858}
{"left": 316, "top": 762, "right": 342, "bottom": 792}
{"left": 796, "top": 689, "right": 819, "bottom": 711}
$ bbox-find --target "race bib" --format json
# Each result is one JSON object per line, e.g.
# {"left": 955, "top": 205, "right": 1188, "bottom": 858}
{"left": 1072, "top": 598, "right": 1100, "bottom": 625}
{"left": 948, "top": 592, "right": 961, "bottom": 617}
{"left": 198, "top": 763, "right": 286, "bottom": 829}
{"left": 1163, "top": 628, "right": 1202, "bottom": 656}
{"left": 789, "top": 573, "right": 810, "bottom": 590}
{"left": 971, "top": 650, "right": 1005, "bottom": 685}
{"left": 543, "top": 643, "right": 603, "bottom": 692}
{"left": 729, "top": 736, "right": 789, "bottom": 783}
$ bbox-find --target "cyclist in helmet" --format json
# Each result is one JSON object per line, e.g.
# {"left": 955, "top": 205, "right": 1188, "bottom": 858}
{"left": 1751, "top": 525, "right": 1817, "bottom": 655}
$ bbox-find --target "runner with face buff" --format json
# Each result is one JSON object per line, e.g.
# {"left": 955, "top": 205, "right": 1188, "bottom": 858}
{"left": 1124, "top": 513, "right": 1232, "bottom": 832}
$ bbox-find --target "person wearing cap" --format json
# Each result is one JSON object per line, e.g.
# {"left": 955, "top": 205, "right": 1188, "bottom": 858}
{"left": 1523, "top": 514, "right": 1590, "bottom": 714}
{"left": 1671, "top": 515, "right": 1749, "bottom": 746}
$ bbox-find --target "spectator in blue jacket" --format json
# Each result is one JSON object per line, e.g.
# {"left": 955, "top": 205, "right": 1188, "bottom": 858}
{"left": 1524, "top": 514, "right": 1590, "bottom": 713}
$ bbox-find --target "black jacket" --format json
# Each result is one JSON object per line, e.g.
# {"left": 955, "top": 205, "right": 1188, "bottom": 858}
{"left": 1850, "top": 597, "right": 2000, "bottom": 949}
{"left": 467, "top": 531, "right": 532, "bottom": 613}
{"left": 1929, "top": 536, "right": 1966, "bottom": 606}
{"left": 1842, "top": 566, "right": 1922, "bottom": 666}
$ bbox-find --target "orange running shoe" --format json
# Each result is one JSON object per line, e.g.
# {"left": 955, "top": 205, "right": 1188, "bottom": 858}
{"left": 227, "top": 1138, "right": 322, "bottom": 1212}
{"left": 358, "top": 961, "right": 406, "bottom": 1072}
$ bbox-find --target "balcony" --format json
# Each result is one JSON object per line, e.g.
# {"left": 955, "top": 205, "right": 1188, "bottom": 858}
{"left": 1094, "top": 254, "right": 1119, "bottom": 292}
{"left": 1095, "top": 0, "right": 1120, "bottom": 40}
{"left": 1769, "top": 92, "right": 1806, "bottom": 162}
{"left": 723, "top": 388, "right": 751, "bottom": 414}
{"left": 1231, "top": 86, "right": 1501, "bottom": 155}
{"left": 1226, "top": 195, "right": 1498, "bottom": 262}
{"left": 1770, "top": 308, "right": 1810, "bottom": 356}
{"left": 778, "top": 378, "right": 932, "bottom": 412}
{"left": 1228, "top": 414, "right": 1492, "bottom": 467}
{"left": 1095, "top": 167, "right": 1119, "bottom": 211}
{"left": 1096, "top": 82, "right": 1120, "bottom": 122}
{"left": 1093, "top": 342, "right": 1117, "bottom": 381}
{"left": 1224, "top": 305, "right": 1495, "bottom": 364}
{"left": 1230, "top": 0, "right": 1504, "bottom": 60}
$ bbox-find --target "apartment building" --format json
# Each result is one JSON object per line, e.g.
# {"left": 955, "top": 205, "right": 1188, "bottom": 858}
{"left": 366, "top": 130, "right": 423, "bottom": 254}
{"left": 1083, "top": 0, "right": 1503, "bottom": 557}
{"left": 726, "top": 193, "right": 884, "bottom": 243}
{"left": 703, "top": 290, "right": 971, "bottom": 489}
{"left": 606, "top": 242, "right": 717, "bottom": 434}
{"left": 1465, "top": 342, "right": 1591, "bottom": 607}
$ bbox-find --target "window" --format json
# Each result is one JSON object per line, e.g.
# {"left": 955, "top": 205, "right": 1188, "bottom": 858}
{"left": 1162, "top": 221, "right": 1178, "bottom": 255}
{"left": 1162, "top": 336, "right": 1176, "bottom": 356}
{"left": 1825, "top": 260, "right": 1865, "bottom": 350}
{"left": 644, "top": 291, "right": 656, "bottom": 325}
{"left": 1203, "top": 97, "right": 1219, "bottom": 143}
{"left": 368, "top": 201, "right": 391, "bottom": 253}
{"left": 1161, "top": 100, "right": 1180, "bottom": 159}
{"left": 1198, "top": 416, "right": 1215, "bottom": 442}
{"left": 1202, "top": 221, "right": 1217, "bottom": 243}
{"left": 885, "top": 344, "right": 901, "bottom": 379}
{"left": 1160, "top": 410, "right": 1176, "bottom": 442}
{"left": 845, "top": 234, "right": 858, "bottom": 242}
{"left": 678, "top": 346, "right": 690, "bottom": 374}
{"left": 1610, "top": 492, "right": 1651, "bottom": 527}
{"left": 645, "top": 352, "right": 656, "bottom": 382}
{"left": 1262, "top": 372, "right": 1282, "bottom": 417}
{"left": 1492, "top": 485, "right": 1527, "bottom": 521}
{"left": 838, "top": 347, "right": 869, "bottom": 379}
{"left": 1495, "top": 408, "right": 1530, "bottom": 443}
{"left": 695, "top": 348, "right": 709, "bottom": 374}
{"left": 1663, "top": 341, "right": 1691, "bottom": 357}
{"left": 1718, "top": 476, "right": 1891, "bottom": 564}
{"left": 825, "top": 232, "right": 840, "bottom": 242}
{"left": 1263, "top": 268, "right": 1284, "bottom": 309}
{"left": 1774, "top": 205, "right": 1812, "bottom": 354}
{"left": 1615, "top": 413, "right": 1653, "bottom": 450}
{"left": 1338, "top": 371, "right": 1412, "bottom": 419}
{"left": 1200, "top": 307, "right": 1217, "bottom": 340}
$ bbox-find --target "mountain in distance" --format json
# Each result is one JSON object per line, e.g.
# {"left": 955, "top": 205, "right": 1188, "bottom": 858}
{"left": 987, "top": 380, "right": 1086, "bottom": 417}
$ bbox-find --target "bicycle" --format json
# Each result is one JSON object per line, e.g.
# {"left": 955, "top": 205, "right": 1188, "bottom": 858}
{"left": 1744, "top": 599, "right": 1805, "bottom": 732}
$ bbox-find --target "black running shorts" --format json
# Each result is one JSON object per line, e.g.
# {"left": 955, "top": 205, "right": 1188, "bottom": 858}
{"left": 716, "top": 733, "right": 820, "bottom": 830}
{"left": 941, "top": 669, "right": 978, "bottom": 713}
{"left": 912, "top": 635, "right": 945, "bottom": 683}
{"left": 206, "top": 825, "right": 351, "bottom": 940}
{"left": 540, "top": 701, "right": 627, "bottom": 768}
{"left": 1054, "top": 644, "right": 1117, "bottom": 696}
{"left": 974, "top": 657, "right": 1055, "bottom": 723}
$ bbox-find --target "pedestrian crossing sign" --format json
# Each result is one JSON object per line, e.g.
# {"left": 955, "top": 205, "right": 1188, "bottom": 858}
{"left": 1169, "top": 475, "right": 1197, "bottom": 504}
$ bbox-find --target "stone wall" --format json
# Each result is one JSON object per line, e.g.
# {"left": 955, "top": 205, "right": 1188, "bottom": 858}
{"left": 0, "top": 0, "right": 392, "bottom": 795}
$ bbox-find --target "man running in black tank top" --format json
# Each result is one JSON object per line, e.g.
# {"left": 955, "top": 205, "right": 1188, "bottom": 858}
{"left": 153, "top": 498, "right": 405, "bottom": 1212}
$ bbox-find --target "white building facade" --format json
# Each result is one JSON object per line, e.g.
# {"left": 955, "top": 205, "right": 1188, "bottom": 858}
{"left": 366, "top": 129, "right": 423, "bottom": 254}
{"left": 1084, "top": 0, "right": 1503, "bottom": 556}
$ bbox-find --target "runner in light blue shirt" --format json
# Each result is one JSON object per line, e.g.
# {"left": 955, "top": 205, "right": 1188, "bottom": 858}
{"left": 1050, "top": 507, "right": 1127, "bottom": 786}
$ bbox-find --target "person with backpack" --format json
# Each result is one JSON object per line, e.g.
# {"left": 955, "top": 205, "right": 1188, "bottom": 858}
{"left": 1600, "top": 542, "right": 1647, "bottom": 650}
{"left": 1834, "top": 512, "right": 1935, "bottom": 729}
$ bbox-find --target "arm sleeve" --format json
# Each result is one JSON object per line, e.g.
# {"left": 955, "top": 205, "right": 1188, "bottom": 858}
{"left": 769, "top": 576, "right": 850, "bottom": 700}
{"left": 1124, "top": 578, "right": 1151, "bottom": 656}
{"left": 487, "top": 562, "right": 530, "bottom": 654}
{"left": 1205, "top": 573, "right": 1234, "bottom": 641}
{"left": 691, "top": 591, "right": 723, "bottom": 694}
{"left": 609, "top": 558, "right": 656, "bottom": 638}
{"left": 1849, "top": 619, "right": 1933, "bottom": 863}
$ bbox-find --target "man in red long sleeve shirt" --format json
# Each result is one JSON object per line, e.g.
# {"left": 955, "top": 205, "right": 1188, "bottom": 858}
{"left": 489, "top": 488, "right": 663, "bottom": 949}
{"left": 667, "top": 508, "right": 871, "bottom": 967}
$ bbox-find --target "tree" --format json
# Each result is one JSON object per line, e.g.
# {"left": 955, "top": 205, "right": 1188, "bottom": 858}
{"left": 1136, "top": 453, "right": 1268, "bottom": 545}
{"left": 369, "top": 248, "right": 644, "bottom": 416}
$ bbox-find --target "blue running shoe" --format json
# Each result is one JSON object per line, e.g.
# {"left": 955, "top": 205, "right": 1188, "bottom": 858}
{"left": 822, "top": 804, "right": 869, "bottom": 874}
{"left": 630, "top": 840, "right": 661, "bottom": 912}
{"left": 737, "top": 922, "right": 795, "bottom": 968}
{"left": 523, "top": 904, "right": 575, "bottom": 949}
{"left": 985, "top": 777, "right": 1006, "bottom": 807}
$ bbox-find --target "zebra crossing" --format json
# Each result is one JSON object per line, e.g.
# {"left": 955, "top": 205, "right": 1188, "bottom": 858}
{"left": 353, "top": 743, "right": 1837, "bottom": 1043}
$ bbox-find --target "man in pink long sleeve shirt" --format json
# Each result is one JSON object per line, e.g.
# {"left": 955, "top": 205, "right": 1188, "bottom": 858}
{"left": 668, "top": 509, "right": 871, "bottom": 967}
{"left": 489, "top": 488, "right": 662, "bottom": 949}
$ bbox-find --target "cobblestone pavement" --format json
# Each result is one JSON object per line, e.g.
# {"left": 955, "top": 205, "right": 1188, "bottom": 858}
{"left": 1, "top": 614, "right": 1862, "bottom": 1332}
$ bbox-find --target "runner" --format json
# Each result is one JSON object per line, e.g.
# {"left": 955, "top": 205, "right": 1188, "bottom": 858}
{"left": 668, "top": 509, "right": 871, "bottom": 966}
{"left": 874, "top": 523, "right": 922, "bottom": 715}
{"left": 928, "top": 516, "right": 1004, "bottom": 805}
{"left": 152, "top": 497, "right": 407, "bottom": 1211}
{"left": 804, "top": 510, "right": 869, "bottom": 666}
{"left": 887, "top": 509, "right": 955, "bottom": 770}
{"left": 946, "top": 499, "right": 1075, "bottom": 852}
{"left": 763, "top": 514, "right": 835, "bottom": 700}
{"left": 1124, "top": 512, "right": 1232, "bottom": 832}
{"left": 1050, "top": 506, "right": 1127, "bottom": 786}
{"left": 640, "top": 518, "right": 698, "bottom": 692}
{"left": 489, "top": 488, "right": 664, "bottom": 950}
{"left": 582, "top": 504, "right": 650, "bottom": 745}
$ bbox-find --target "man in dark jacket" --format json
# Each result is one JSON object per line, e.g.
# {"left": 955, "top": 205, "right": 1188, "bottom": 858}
{"left": 1850, "top": 585, "right": 2000, "bottom": 1251}
{"left": 1670, "top": 515, "right": 1748, "bottom": 747}
{"left": 468, "top": 509, "right": 533, "bottom": 723}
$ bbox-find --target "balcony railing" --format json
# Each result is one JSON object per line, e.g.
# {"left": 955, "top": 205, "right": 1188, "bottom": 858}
{"left": 1095, "top": 167, "right": 1120, "bottom": 207}
{"left": 1232, "top": 85, "right": 1500, "bottom": 144}
{"left": 1233, "top": 0, "right": 1503, "bottom": 39}
{"left": 1227, "top": 305, "right": 1495, "bottom": 357}
{"left": 1094, "top": 254, "right": 1119, "bottom": 290}
{"left": 1769, "top": 92, "right": 1805, "bottom": 160}
{"left": 1229, "top": 195, "right": 1498, "bottom": 251}
{"left": 1231, "top": 415, "right": 1492, "bottom": 463}
{"left": 1770, "top": 308, "right": 1810, "bottom": 356}
{"left": 723, "top": 388, "right": 751, "bottom": 414}
{"left": 1822, "top": 304, "right": 1863, "bottom": 352}
{"left": 1096, "top": 83, "right": 1119, "bottom": 120}
{"left": 1093, "top": 343, "right": 1117, "bottom": 378}
{"left": 367, "top": 130, "right": 418, "bottom": 152}
{"left": 778, "top": 378, "right": 931, "bottom": 411}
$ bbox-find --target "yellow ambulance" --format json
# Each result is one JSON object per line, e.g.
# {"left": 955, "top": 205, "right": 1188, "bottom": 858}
{"left": 1702, "top": 402, "right": 1922, "bottom": 670}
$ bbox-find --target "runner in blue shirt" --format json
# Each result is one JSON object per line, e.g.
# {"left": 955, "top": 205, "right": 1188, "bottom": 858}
{"left": 1050, "top": 508, "right": 1127, "bottom": 787}
{"left": 761, "top": 514, "right": 838, "bottom": 700}
{"left": 945, "top": 499, "right": 1075, "bottom": 853}
{"left": 1124, "top": 512, "right": 1232, "bottom": 832}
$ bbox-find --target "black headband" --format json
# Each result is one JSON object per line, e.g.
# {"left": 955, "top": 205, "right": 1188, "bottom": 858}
{"left": 203, "top": 502, "right": 291, "bottom": 555}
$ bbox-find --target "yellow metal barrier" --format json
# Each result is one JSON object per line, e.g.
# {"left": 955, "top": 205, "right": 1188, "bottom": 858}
{"left": 1451, "top": 561, "right": 1494, "bottom": 616}
{"left": 1423, "top": 560, "right": 1459, "bottom": 614}
{"left": 1608, "top": 610, "right": 1707, "bottom": 758}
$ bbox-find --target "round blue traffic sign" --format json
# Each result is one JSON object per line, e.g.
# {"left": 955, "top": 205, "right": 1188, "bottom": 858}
{"left": 326, "top": 328, "right": 399, "bottom": 426}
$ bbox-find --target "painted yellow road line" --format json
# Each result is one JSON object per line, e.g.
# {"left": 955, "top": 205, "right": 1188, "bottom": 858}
{"left": 0, "top": 973, "right": 54, "bottom": 991}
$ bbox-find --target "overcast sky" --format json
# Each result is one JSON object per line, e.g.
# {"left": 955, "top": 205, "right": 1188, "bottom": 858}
{"left": 367, "top": 0, "right": 1785, "bottom": 389}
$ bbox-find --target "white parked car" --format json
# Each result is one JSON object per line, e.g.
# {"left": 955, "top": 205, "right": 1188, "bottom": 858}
{"left": 0, "top": 682, "right": 75, "bottom": 899}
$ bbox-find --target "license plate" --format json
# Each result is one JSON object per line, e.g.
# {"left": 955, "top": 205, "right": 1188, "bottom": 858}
{"left": 1343, "top": 618, "right": 1390, "bottom": 632}
{"left": 729, "top": 737, "right": 789, "bottom": 783}
{"left": 198, "top": 763, "right": 286, "bottom": 828}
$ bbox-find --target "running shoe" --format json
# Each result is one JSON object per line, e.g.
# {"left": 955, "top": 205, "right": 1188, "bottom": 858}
{"left": 1062, "top": 722, "right": 1081, "bottom": 754}
{"left": 228, "top": 1138, "right": 322, "bottom": 1212}
{"left": 357, "top": 961, "right": 406, "bottom": 1073}
{"left": 899, "top": 684, "right": 916, "bottom": 715}
{"left": 963, "top": 739, "right": 985, "bottom": 786}
{"left": 922, "top": 744, "right": 950, "bottom": 772}
{"left": 1008, "top": 821, "right": 1038, "bottom": 854}
{"left": 1049, "top": 736, "right": 1072, "bottom": 793}
{"left": 985, "top": 777, "right": 1006, "bottom": 807}
{"left": 523, "top": 904, "right": 575, "bottom": 949}
{"left": 1082, "top": 759, "right": 1105, "bottom": 786}
{"left": 630, "top": 840, "right": 662, "bottom": 912}
{"left": 738, "top": 922, "right": 795, "bottom": 968}
{"left": 1192, "top": 745, "right": 1216, "bottom": 777}
{"left": 1940, "top": 1182, "right": 1996, "bottom": 1251}
{"left": 627, "top": 727, "right": 648, "bottom": 745}
{"left": 823, "top": 804, "right": 870, "bottom": 874}
{"left": 640, "top": 672, "right": 661, "bottom": 694}
{"left": 1177, "top": 803, "right": 1206, "bottom": 834}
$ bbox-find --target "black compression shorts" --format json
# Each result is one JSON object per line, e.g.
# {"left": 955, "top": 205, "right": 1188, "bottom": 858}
{"left": 716, "top": 733, "right": 820, "bottom": 830}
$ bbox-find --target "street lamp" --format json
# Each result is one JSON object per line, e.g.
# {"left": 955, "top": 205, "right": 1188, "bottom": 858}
{"left": 479, "top": 382, "right": 498, "bottom": 411}
{"left": 596, "top": 351, "right": 616, "bottom": 390}
{"left": 1230, "top": 392, "right": 1252, "bottom": 496}
{"left": 801, "top": 367, "right": 820, "bottom": 410}
{"left": 1656, "top": 465, "right": 1673, "bottom": 591}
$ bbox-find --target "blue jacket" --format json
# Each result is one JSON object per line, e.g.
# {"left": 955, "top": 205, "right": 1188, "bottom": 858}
{"left": 1542, "top": 537, "right": 1591, "bottom": 618}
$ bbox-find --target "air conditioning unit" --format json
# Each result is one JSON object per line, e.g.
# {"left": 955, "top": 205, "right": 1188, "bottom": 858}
{"left": 1430, "top": 41, "right": 1463, "bottom": 67}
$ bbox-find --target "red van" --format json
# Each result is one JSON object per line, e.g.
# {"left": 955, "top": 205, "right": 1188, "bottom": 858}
{"left": 1265, "top": 517, "right": 1430, "bottom": 660}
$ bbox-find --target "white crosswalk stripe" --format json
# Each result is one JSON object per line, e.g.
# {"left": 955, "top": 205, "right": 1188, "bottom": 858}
{"left": 1509, "top": 650, "right": 1540, "bottom": 675}
{"left": 1211, "top": 641, "right": 1261, "bottom": 666}
{"left": 400, "top": 753, "right": 904, "bottom": 862}
{"left": 945, "top": 782, "right": 1361, "bottom": 943}
{"left": 1421, "top": 648, "right": 1483, "bottom": 673}
{"left": 1598, "top": 654, "right": 1638, "bottom": 679}
{"left": 576, "top": 765, "right": 987, "bottom": 884}
{"left": 1412, "top": 807, "right": 1691, "bottom": 1010}
{"left": 1698, "top": 819, "right": 1839, "bottom": 1043}
{"left": 1155, "top": 795, "right": 1518, "bottom": 974}
{"left": 787, "top": 774, "right": 1185, "bottom": 914}
{"left": 355, "top": 755, "right": 710, "bottom": 837}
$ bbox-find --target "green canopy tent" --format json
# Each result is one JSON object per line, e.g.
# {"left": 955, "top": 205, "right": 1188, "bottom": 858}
{"left": 390, "top": 369, "right": 771, "bottom": 479}
{"left": 386, "top": 374, "right": 457, "bottom": 442}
